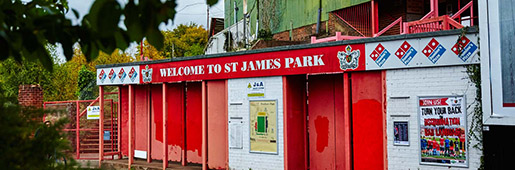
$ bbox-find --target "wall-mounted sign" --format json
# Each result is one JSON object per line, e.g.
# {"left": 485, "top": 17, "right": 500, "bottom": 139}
{"left": 87, "top": 106, "right": 100, "bottom": 120}
{"left": 366, "top": 34, "right": 479, "bottom": 70}
{"left": 247, "top": 81, "right": 265, "bottom": 99}
{"left": 140, "top": 44, "right": 366, "bottom": 83}
{"left": 249, "top": 100, "right": 278, "bottom": 154}
{"left": 393, "top": 121, "right": 409, "bottom": 146}
{"left": 419, "top": 96, "right": 467, "bottom": 167}
{"left": 229, "top": 118, "right": 243, "bottom": 149}
{"left": 96, "top": 66, "right": 140, "bottom": 85}
{"left": 103, "top": 130, "right": 111, "bottom": 140}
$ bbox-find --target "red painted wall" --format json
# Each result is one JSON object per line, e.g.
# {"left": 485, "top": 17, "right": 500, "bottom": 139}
{"left": 120, "top": 86, "right": 129, "bottom": 156}
{"left": 166, "top": 83, "right": 185, "bottom": 162}
{"left": 151, "top": 84, "right": 163, "bottom": 160}
{"left": 134, "top": 85, "right": 149, "bottom": 153}
{"left": 351, "top": 71, "right": 386, "bottom": 170}
{"left": 207, "top": 80, "right": 228, "bottom": 169}
{"left": 283, "top": 75, "right": 307, "bottom": 170}
{"left": 186, "top": 82, "right": 202, "bottom": 163}
{"left": 307, "top": 74, "right": 344, "bottom": 169}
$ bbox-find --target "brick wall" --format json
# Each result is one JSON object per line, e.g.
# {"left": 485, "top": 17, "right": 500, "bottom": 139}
{"left": 18, "top": 84, "right": 44, "bottom": 108}
{"left": 228, "top": 76, "right": 284, "bottom": 170}
{"left": 272, "top": 22, "right": 327, "bottom": 42}
{"left": 386, "top": 66, "right": 482, "bottom": 169}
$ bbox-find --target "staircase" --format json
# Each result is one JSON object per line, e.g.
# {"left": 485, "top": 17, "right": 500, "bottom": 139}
{"left": 79, "top": 119, "right": 119, "bottom": 154}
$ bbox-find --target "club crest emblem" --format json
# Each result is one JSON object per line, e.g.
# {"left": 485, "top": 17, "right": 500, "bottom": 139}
{"left": 337, "top": 45, "right": 360, "bottom": 70}
{"left": 142, "top": 65, "right": 152, "bottom": 83}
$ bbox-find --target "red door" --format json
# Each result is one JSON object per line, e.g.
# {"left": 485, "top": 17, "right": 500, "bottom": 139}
{"left": 307, "top": 74, "right": 344, "bottom": 169}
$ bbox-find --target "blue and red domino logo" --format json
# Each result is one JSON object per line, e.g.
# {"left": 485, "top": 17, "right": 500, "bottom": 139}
{"left": 451, "top": 36, "right": 477, "bottom": 62}
{"left": 108, "top": 69, "right": 117, "bottom": 83}
{"left": 98, "top": 69, "right": 106, "bottom": 83}
{"left": 118, "top": 68, "right": 127, "bottom": 83}
{"left": 395, "top": 41, "right": 417, "bottom": 65}
{"left": 128, "top": 67, "right": 138, "bottom": 82}
{"left": 422, "top": 38, "right": 446, "bottom": 64}
{"left": 370, "top": 43, "right": 390, "bottom": 67}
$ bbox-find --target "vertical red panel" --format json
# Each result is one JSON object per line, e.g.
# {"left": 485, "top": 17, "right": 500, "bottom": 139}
{"left": 207, "top": 80, "right": 227, "bottom": 169}
{"left": 134, "top": 86, "right": 149, "bottom": 153}
{"left": 151, "top": 84, "right": 163, "bottom": 160}
{"left": 334, "top": 75, "right": 345, "bottom": 170}
{"left": 283, "top": 75, "right": 307, "bottom": 170}
{"left": 308, "top": 74, "right": 342, "bottom": 169}
{"left": 167, "top": 83, "right": 185, "bottom": 162}
{"left": 351, "top": 71, "right": 386, "bottom": 170}
{"left": 186, "top": 82, "right": 203, "bottom": 163}
{"left": 120, "top": 86, "right": 129, "bottom": 156}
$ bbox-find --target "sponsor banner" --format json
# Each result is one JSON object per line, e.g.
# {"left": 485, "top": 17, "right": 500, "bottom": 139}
{"left": 366, "top": 34, "right": 479, "bottom": 70}
{"left": 247, "top": 81, "right": 265, "bottom": 99}
{"left": 419, "top": 96, "right": 468, "bottom": 167}
{"left": 97, "top": 66, "right": 140, "bottom": 85}
{"left": 140, "top": 44, "right": 365, "bottom": 83}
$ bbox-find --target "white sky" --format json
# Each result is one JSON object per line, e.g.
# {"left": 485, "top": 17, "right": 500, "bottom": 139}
{"left": 56, "top": 0, "right": 225, "bottom": 62}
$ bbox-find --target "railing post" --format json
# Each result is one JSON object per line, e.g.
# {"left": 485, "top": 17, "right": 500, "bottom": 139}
{"left": 76, "top": 101, "right": 80, "bottom": 159}
{"left": 470, "top": 2, "right": 474, "bottom": 26}
{"left": 99, "top": 86, "right": 104, "bottom": 167}
{"left": 443, "top": 17, "right": 449, "bottom": 30}
{"left": 371, "top": 0, "right": 379, "bottom": 35}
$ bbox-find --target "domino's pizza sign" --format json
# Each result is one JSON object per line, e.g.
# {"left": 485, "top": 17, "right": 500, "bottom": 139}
{"left": 451, "top": 36, "right": 477, "bottom": 62}
{"left": 98, "top": 69, "right": 106, "bottom": 83}
{"left": 395, "top": 41, "right": 417, "bottom": 65}
{"left": 118, "top": 68, "right": 127, "bottom": 83}
{"left": 97, "top": 66, "right": 140, "bottom": 85}
{"left": 108, "top": 69, "right": 117, "bottom": 83}
{"left": 370, "top": 43, "right": 390, "bottom": 67}
{"left": 422, "top": 38, "right": 447, "bottom": 64}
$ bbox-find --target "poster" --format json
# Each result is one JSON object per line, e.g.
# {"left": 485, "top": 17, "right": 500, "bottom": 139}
{"left": 247, "top": 81, "right": 265, "bottom": 99}
{"left": 229, "top": 118, "right": 243, "bottom": 149}
{"left": 87, "top": 106, "right": 100, "bottom": 120}
{"left": 419, "top": 96, "right": 467, "bottom": 167}
{"left": 394, "top": 121, "right": 409, "bottom": 145}
{"left": 249, "top": 100, "right": 277, "bottom": 154}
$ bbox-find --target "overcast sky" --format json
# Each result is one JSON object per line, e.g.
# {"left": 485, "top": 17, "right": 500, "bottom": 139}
{"left": 55, "top": 0, "right": 224, "bottom": 62}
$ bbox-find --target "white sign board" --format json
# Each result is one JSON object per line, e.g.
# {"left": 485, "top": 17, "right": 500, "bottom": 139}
{"left": 247, "top": 81, "right": 265, "bottom": 99}
{"left": 366, "top": 34, "right": 479, "bottom": 70}
{"left": 229, "top": 118, "right": 243, "bottom": 149}
{"left": 87, "top": 106, "right": 100, "bottom": 120}
{"left": 96, "top": 66, "right": 140, "bottom": 85}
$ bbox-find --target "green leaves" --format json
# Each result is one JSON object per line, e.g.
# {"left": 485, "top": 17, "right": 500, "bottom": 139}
{"left": 0, "top": 0, "right": 220, "bottom": 70}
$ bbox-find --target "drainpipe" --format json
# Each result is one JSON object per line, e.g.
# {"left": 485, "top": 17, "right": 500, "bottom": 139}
{"left": 234, "top": 1, "right": 239, "bottom": 45}
{"left": 316, "top": 0, "right": 322, "bottom": 34}
{"left": 256, "top": 0, "right": 259, "bottom": 38}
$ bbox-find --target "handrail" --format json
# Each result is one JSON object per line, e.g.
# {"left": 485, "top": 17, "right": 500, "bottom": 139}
{"left": 374, "top": 17, "right": 403, "bottom": 37}
{"left": 447, "top": 17, "right": 464, "bottom": 29}
{"left": 451, "top": 1, "right": 473, "bottom": 19}
{"left": 420, "top": 11, "right": 435, "bottom": 20}
{"left": 333, "top": 13, "right": 366, "bottom": 37}
{"left": 78, "top": 97, "right": 100, "bottom": 118}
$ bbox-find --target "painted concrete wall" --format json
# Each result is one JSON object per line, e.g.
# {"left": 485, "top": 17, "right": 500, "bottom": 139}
{"left": 228, "top": 76, "right": 284, "bottom": 170}
{"left": 386, "top": 66, "right": 481, "bottom": 169}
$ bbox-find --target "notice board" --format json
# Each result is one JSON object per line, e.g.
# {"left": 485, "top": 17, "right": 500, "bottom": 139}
{"left": 249, "top": 100, "right": 278, "bottom": 154}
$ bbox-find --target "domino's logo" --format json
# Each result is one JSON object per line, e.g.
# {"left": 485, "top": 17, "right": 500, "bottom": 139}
{"left": 451, "top": 36, "right": 477, "bottom": 62}
{"left": 118, "top": 68, "right": 127, "bottom": 83}
{"left": 369, "top": 43, "right": 390, "bottom": 67}
{"left": 395, "top": 41, "right": 417, "bottom": 65}
{"left": 108, "top": 69, "right": 117, "bottom": 83}
{"left": 98, "top": 70, "right": 106, "bottom": 83}
{"left": 422, "top": 38, "right": 446, "bottom": 64}
{"left": 128, "top": 67, "right": 138, "bottom": 82}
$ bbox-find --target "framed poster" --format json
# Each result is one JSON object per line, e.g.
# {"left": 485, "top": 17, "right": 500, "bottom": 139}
{"left": 249, "top": 100, "right": 278, "bottom": 154}
{"left": 393, "top": 121, "right": 409, "bottom": 146}
{"left": 419, "top": 96, "right": 468, "bottom": 167}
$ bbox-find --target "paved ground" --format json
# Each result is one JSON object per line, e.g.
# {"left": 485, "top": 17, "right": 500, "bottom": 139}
{"left": 78, "top": 158, "right": 202, "bottom": 170}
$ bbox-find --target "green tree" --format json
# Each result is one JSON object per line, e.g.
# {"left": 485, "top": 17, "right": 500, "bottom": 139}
{"left": 76, "top": 66, "right": 97, "bottom": 100}
{"left": 0, "top": 86, "right": 76, "bottom": 169}
{"left": 0, "top": 59, "right": 52, "bottom": 100}
{"left": 141, "top": 23, "right": 208, "bottom": 59}
{"left": 0, "top": 0, "right": 219, "bottom": 69}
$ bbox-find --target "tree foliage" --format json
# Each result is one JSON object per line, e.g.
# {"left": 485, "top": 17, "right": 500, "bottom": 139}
{"left": 0, "top": 87, "right": 76, "bottom": 169}
{"left": 140, "top": 23, "right": 208, "bottom": 59}
{"left": 76, "top": 66, "right": 97, "bottom": 100}
{"left": 0, "top": 0, "right": 219, "bottom": 69}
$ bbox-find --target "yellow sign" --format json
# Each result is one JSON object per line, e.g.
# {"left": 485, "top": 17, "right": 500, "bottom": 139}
{"left": 249, "top": 100, "right": 277, "bottom": 153}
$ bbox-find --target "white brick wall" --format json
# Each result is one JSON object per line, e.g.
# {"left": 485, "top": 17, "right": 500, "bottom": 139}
{"left": 386, "top": 66, "right": 482, "bottom": 170}
{"left": 228, "top": 76, "right": 284, "bottom": 170}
